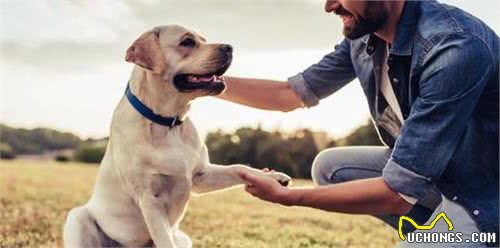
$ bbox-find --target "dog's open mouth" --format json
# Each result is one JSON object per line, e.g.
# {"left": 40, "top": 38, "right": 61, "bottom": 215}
{"left": 173, "top": 64, "right": 230, "bottom": 94}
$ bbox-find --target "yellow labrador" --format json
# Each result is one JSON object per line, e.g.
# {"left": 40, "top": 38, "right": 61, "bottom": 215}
{"left": 63, "top": 25, "right": 291, "bottom": 248}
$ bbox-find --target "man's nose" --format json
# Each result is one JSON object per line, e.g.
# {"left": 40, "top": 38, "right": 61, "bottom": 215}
{"left": 324, "top": 0, "right": 340, "bottom": 13}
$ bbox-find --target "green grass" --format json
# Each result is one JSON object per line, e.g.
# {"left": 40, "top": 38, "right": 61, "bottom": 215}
{"left": 0, "top": 160, "right": 399, "bottom": 247}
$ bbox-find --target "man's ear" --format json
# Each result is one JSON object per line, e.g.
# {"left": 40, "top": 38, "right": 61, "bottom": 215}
{"left": 125, "top": 28, "right": 167, "bottom": 74}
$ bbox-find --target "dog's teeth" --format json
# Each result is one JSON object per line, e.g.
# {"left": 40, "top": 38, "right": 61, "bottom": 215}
{"left": 187, "top": 75, "right": 218, "bottom": 84}
{"left": 198, "top": 75, "right": 214, "bottom": 83}
{"left": 187, "top": 75, "right": 202, "bottom": 83}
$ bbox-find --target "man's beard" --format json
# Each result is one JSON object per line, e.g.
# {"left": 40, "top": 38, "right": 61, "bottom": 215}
{"left": 342, "top": 2, "right": 388, "bottom": 39}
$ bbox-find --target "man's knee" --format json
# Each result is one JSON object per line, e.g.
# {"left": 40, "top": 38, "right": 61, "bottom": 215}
{"left": 311, "top": 147, "right": 387, "bottom": 186}
{"left": 311, "top": 148, "right": 343, "bottom": 186}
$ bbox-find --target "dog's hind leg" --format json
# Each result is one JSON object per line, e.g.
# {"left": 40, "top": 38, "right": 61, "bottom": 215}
{"left": 63, "top": 206, "right": 106, "bottom": 248}
{"left": 173, "top": 229, "right": 192, "bottom": 248}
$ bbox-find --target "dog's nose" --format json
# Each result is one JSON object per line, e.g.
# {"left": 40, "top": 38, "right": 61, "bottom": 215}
{"left": 219, "top": 44, "right": 233, "bottom": 54}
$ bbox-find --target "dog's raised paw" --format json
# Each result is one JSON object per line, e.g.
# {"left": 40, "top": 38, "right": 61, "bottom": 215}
{"left": 279, "top": 179, "right": 290, "bottom": 187}
{"left": 269, "top": 172, "right": 292, "bottom": 187}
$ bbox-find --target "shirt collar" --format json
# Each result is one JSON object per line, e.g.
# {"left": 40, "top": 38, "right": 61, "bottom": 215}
{"left": 390, "top": 1, "right": 419, "bottom": 56}
{"left": 361, "top": 1, "right": 419, "bottom": 56}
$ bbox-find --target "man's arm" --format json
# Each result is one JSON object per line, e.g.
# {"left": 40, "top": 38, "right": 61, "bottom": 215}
{"left": 219, "top": 77, "right": 303, "bottom": 112}
{"left": 240, "top": 172, "right": 413, "bottom": 216}
{"left": 284, "top": 177, "right": 413, "bottom": 215}
{"left": 219, "top": 39, "right": 356, "bottom": 111}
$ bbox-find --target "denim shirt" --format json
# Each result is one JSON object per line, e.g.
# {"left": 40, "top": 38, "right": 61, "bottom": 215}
{"left": 288, "top": 1, "right": 499, "bottom": 242}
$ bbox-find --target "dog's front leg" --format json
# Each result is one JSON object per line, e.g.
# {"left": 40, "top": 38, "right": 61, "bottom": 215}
{"left": 139, "top": 196, "right": 177, "bottom": 248}
{"left": 192, "top": 164, "right": 291, "bottom": 194}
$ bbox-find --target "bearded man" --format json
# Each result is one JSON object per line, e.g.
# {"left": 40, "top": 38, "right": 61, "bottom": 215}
{"left": 220, "top": 1, "right": 499, "bottom": 247}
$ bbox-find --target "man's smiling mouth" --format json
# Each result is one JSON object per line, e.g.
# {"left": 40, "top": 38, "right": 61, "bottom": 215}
{"left": 335, "top": 6, "right": 355, "bottom": 26}
{"left": 340, "top": 14, "right": 354, "bottom": 26}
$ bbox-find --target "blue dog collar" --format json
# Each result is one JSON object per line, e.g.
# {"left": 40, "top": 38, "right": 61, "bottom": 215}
{"left": 125, "top": 84, "right": 183, "bottom": 128}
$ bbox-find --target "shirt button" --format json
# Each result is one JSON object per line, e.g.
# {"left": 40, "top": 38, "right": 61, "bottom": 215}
{"left": 393, "top": 78, "right": 399, "bottom": 83}
{"left": 473, "top": 210, "right": 480, "bottom": 215}
{"left": 452, "top": 196, "right": 458, "bottom": 201}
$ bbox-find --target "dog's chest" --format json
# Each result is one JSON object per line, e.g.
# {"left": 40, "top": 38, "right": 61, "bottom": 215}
{"left": 151, "top": 123, "right": 205, "bottom": 167}
{"left": 144, "top": 125, "right": 206, "bottom": 222}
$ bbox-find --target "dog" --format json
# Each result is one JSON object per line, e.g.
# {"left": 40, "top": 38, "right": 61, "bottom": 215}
{"left": 63, "top": 25, "right": 291, "bottom": 248}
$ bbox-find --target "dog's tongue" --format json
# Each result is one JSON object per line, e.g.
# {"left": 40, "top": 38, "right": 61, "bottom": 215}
{"left": 187, "top": 75, "right": 216, "bottom": 83}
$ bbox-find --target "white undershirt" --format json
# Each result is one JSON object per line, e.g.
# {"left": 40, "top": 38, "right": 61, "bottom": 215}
{"left": 381, "top": 46, "right": 405, "bottom": 125}
{"left": 381, "top": 45, "right": 418, "bottom": 205}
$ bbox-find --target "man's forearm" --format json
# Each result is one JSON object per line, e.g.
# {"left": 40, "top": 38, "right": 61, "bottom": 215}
{"left": 281, "top": 177, "right": 413, "bottom": 216}
{"left": 219, "top": 76, "right": 303, "bottom": 112}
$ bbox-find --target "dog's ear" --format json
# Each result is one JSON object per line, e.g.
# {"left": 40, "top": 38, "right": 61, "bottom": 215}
{"left": 125, "top": 29, "right": 167, "bottom": 74}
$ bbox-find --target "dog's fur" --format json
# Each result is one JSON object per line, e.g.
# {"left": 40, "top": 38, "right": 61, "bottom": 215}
{"left": 63, "top": 25, "right": 291, "bottom": 248}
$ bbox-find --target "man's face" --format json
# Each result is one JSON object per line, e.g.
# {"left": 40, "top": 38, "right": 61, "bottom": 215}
{"left": 325, "top": 0, "right": 388, "bottom": 39}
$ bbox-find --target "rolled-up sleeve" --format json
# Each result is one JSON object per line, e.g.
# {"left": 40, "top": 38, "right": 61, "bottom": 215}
{"left": 382, "top": 34, "right": 494, "bottom": 199}
{"left": 288, "top": 39, "right": 356, "bottom": 107}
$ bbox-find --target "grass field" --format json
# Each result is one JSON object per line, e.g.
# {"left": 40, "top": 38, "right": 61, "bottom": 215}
{"left": 0, "top": 160, "right": 399, "bottom": 248}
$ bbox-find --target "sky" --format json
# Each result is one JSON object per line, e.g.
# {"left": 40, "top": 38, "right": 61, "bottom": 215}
{"left": 1, "top": 0, "right": 499, "bottom": 139}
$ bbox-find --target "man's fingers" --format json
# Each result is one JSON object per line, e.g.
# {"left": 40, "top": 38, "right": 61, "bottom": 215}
{"left": 244, "top": 184, "right": 258, "bottom": 196}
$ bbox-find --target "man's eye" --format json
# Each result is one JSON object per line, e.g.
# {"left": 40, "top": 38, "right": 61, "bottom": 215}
{"left": 180, "top": 38, "right": 196, "bottom": 47}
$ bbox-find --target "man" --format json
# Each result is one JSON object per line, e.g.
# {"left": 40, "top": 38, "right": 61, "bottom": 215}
{"left": 219, "top": 0, "right": 499, "bottom": 247}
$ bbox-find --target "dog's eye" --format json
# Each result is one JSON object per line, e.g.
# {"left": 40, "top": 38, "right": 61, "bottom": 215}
{"left": 179, "top": 38, "right": 196, "bottom": 48}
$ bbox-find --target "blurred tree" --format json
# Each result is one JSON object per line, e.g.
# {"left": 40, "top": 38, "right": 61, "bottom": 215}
{"left": 55, "top": 154, "right": 71, "bottom": 162}
{"left": 336, "top": 120, "right": 383, "bottom": 146}
{"left": 74, "top": 143, "right": 106, "bottom": 164}
{"left": 206, "top": 127, "right": 320, "bottom": 178}
{"left": 0, "top": 124, "right": 81, "bottom": 154}
{"left": 0, "top": 143, "right": 16, "bottom": 159}
{"left": 205, "top": 130, "right": 243, "bottom": 164}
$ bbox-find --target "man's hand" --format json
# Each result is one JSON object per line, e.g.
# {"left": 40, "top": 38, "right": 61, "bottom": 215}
{"left": 239, "top": 171, "right": 292, "bottom": 205}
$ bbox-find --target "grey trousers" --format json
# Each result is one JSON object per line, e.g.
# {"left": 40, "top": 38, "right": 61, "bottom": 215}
{"left": 311, "top": 146, "right": 487, "bottom": 247}
{"left": 310, "top": 146, "right": 442, "bottom": 231}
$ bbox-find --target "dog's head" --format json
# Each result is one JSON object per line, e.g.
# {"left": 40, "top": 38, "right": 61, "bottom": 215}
{"left": 125, "top": 25, "right": 232, "bottom": 96}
